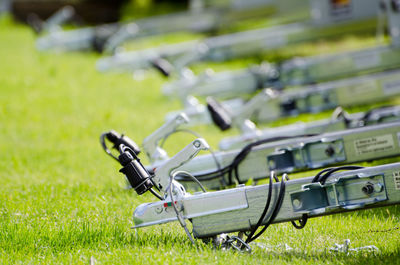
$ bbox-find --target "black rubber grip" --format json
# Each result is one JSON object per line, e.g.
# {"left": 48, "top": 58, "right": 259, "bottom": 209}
{"left": 392, "top": 0, "right": 400, "bottom": 12}
{"left": 92, "top": 24, "right": 120, "bottom": 53}
{"left": 26, "top": 13, "right": 44, "bottom": 34}
{"left": 151, "top": 58, "right": 173, "bottom": 77}
{"left": 206, "top": 97, "right": 232, "bottom": 131}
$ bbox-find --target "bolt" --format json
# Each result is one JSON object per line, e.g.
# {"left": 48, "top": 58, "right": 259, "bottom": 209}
{"left": 292, "top": 199, "right": 302, "bottom": 209}
{"left": 325, "top": 145, "right": 335, "bottom": 157}
{"left": 362, "top": 182, "right": 374, "bottom": 195}
{"left": 155, "top": 206, "right": 163, "bottom": 214}
{"left": 193, "top": 140, "right": 201, "bottom": 148}
{"left": 269, "top": 159, "right": 276, "bottom": 169}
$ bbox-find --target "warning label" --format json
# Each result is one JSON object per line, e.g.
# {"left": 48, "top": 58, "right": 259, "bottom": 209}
{"left": 354, "top": 134, "right": 394, "bottom": 156}
{"left": 393, "top": 171, "right": 400, "bottom": 190}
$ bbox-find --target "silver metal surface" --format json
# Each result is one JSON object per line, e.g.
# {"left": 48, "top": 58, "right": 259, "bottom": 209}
{"left": 219, "top": 106, "right": 400, "bottom": 150}
{"left": 172, "top": 68, "right": 400, "bottom": 128}
{"left": 97, "top": 0, "right": 379, "bottom": 73}
{"left": 142, "top": 113, "right": 189, "bottom": 163}
{"left": 152, "top": 138, "right": 209, "bottom": 192}
{"left": 176, "top": 122, "right": 400, "bottom": 189}
{"left": 133, "top": 162, "right": 400, "bottom": 239}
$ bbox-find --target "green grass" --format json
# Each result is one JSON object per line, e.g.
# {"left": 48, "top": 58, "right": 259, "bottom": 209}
{"left": 1, "top": 14, "right": 400, "bottom": 264}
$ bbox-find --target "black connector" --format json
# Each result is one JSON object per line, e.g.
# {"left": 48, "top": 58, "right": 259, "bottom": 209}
{"left": 118, "top": 146, "right": 153, "bottom": 195}
{"left": 151, "top": 58, "right": 173, "bottom": 77}
{"left": 206, "top": 97, "right": 232, "bottom": 131}
{"left": 105, "top": 130, "right": 141, "bottom": 155}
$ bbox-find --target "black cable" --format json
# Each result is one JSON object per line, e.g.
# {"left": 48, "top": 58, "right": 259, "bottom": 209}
{"left": 100, "top": 132, "right": 120, "bottom": 162}
{"left": 149, "top": 188, "right": 163, "bottom": 200}
{"left": 291, "top": 214, "right": 308, "bottom": 229}
{"left": 176, "top": 134, "right": 318, "bottom": 184}
{"left": 227, "top": 134, "right": 318, "bottom": 185}
{"left": 246, "top": 173, "right": 287, "bottom": 244}
{"left": 245, "top": 171, "right": 274, "bottom": 243}
{"left": 311, "top": 167, "right": 335, "bottom": 183}
{"left": 313, "top": 165, "right": 364, "bottom": 185}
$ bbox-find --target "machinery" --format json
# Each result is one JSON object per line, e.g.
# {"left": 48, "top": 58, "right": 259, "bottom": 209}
{"left": 159, "top": 0, "right": 399, "bottom": 126}
{"left": 162, "top": 1, "right": 400, "bottom": 127}
{"left": 33, "top": 0, "right": 303, "bottom": 52}
{"left": 217, "top": 105, "right": 400, "bottom": 150}
{"left": 166, "top": 67, "right": 400, "bottom": 127}
{"left": 98, "top": 0, "right": 400, "bottom": 250}
{"left": 102, "top": 108, "right": 400, "bottom": 190}
{"left": 96, "top": 0, "right": 379, "bottom": 75}
{"left": 111, "top": 134, "right": 400, "bottom": 250}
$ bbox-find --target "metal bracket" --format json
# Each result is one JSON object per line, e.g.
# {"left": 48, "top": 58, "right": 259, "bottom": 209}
{"left": 290, "top": 173, "right": 387, "bottom": 215}
{"left": 280, "top": 88, "right": 337, "bottom": 116}
{"left": 142, "top": 113, "right": 189, "bottom": 163}
{"left": 152, "top": 138, "right": 209, "bottom": 193}
{"left": 267, "top": 138, "right": 346, "bottom": 173}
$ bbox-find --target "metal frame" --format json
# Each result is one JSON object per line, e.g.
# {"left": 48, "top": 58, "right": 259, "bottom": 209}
{"left": 160, "top": 0, "right": 399, "bottom": 115}
{"left": 218, "top": 105, "right": 400, "bottom": 150}
{"left": 104, "top": 113, "right": 400, "bottom": 190}
{"left": 34, "top": 0, "right": 301, "bottom": 52}
{"left": 167, "top": 68, "right": 400, "bottom": 128}
{"left": 131, "top": 138, "right": 400, "bottom": 242}
{"left": 96, "top": 0, "right": 379, "bottom": 73}
{"left": 171, "top": 121, "right": 400, "bottom": 190}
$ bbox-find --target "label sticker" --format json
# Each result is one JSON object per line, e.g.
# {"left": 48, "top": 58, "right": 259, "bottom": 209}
{"left": 393, "top": 171, "right": 400, "bottom": 190}
{"left": 354, "top": 134, "right": 394, "bottom": 156}
{"left": 330, "top": 0, "right": 352, "bottom": 20}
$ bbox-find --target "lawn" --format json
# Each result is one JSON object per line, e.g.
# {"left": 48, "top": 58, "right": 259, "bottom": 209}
{"left": 1, "top": 7, "right": 400, "bottom": 265}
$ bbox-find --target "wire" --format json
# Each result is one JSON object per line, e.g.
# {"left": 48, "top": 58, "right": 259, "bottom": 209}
{"left": 246, "top": 173, "right": 287, "bottom": 244}
{"left": 291, "top": 214, "right": 308, "bottom": 229}
{"left": 173, "top": 171, "right": 206, "bottom": 192}
{"left": 158, "top": 128, "right": 224, "bottom": 184}
{"left": 100, "top": 132, "right": 120, "bottom": 162}
{"left": 167, "top": 170, "right": 210, "bottom": 244}
{"left": 177, "top": 134, "right": 318, "bottom": 185}
{"left": 170, "top": 171, "right": 196, "bottom": 245}
{"left": 312, "top": 165, "right": 364, "bottom": 185}
{"left": 245, "top": 171, "right": 274, "bottom": 243}
{"left": 149, "top": 188, "right": 163, "bottom": 200}
{"left": 159, "top": 128, "right": 202, "bottom": 148}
